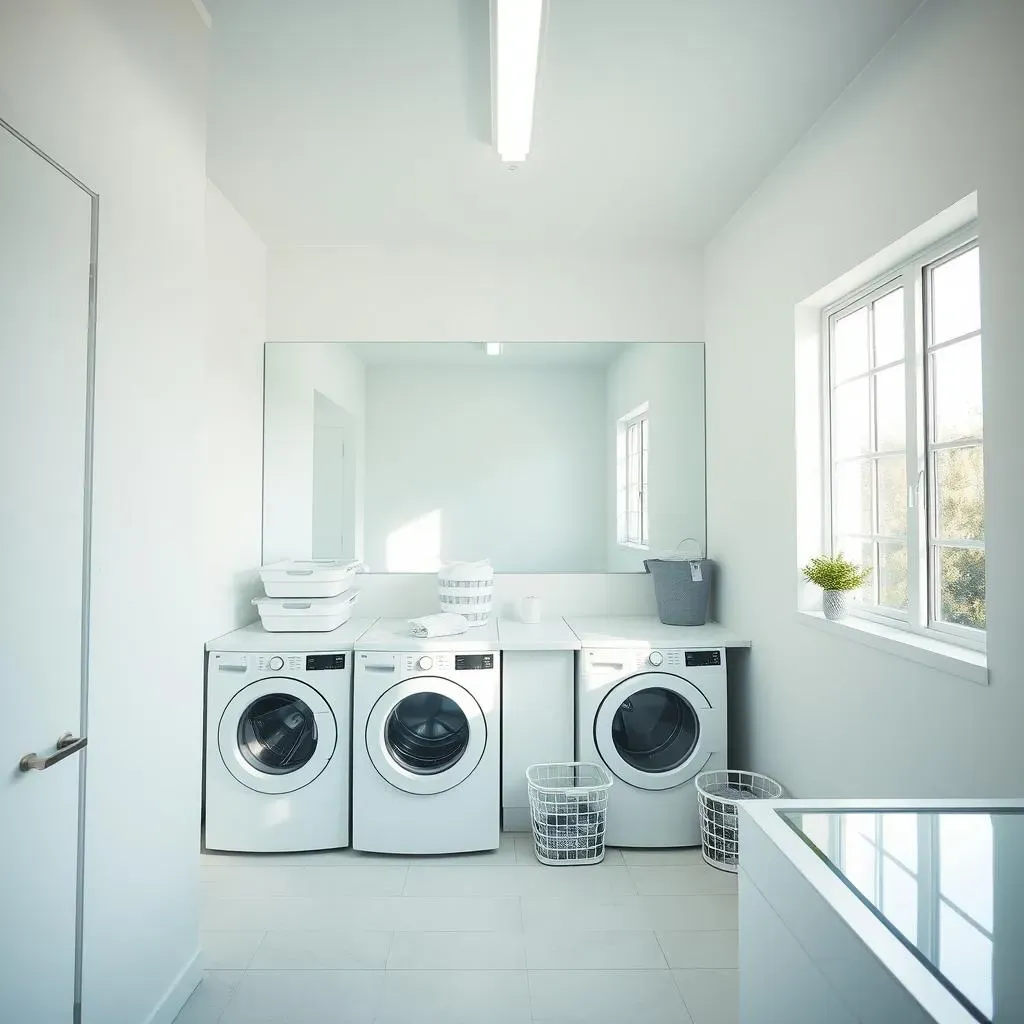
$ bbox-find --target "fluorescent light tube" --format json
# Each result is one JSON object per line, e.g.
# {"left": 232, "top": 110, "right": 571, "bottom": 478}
{"left": 486, "top": 342, "right": 503, "bottom": 356}
{"left": 492, "top": 0, "right": 544, "bottom": 163}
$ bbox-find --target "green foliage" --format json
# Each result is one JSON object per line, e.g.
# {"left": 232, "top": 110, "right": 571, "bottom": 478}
{"left": 802, "top": 553, "right": 872, "bottom": 592}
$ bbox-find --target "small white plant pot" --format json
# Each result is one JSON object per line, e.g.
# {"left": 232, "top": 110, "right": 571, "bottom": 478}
{"left": 822, "top": 590, "right": 848, "bottom": 621}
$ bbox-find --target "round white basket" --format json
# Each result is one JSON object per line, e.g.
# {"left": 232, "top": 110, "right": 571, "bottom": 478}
{"left": 526, "top": 762, "right": 613, "bottom": 866}
{"left": 438, "top": 561, "right": 494, "bottom": 626}
{"left": 696, "top": 769, "right": 783, "bottom": 873}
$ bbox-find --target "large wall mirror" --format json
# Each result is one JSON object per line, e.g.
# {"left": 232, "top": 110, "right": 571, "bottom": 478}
{"left": 263, "top": 342, "right": 705, "bottom": 573}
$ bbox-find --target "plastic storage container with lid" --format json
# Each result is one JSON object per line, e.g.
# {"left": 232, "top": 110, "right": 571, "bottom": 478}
{"left": 258, "top": 559, "right": 359, "bottom": 598}
{"left": 252, "top": 590, "right": 360, "bottom": 632}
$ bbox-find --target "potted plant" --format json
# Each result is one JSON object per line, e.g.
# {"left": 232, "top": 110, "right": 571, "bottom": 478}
{"left": 801, "top": 553, "right": 871, "bottom": 621}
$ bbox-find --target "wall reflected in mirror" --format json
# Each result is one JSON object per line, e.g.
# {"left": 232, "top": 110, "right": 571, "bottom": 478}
{"left": 262, "top": 342, "right": 705, "bottom": 573}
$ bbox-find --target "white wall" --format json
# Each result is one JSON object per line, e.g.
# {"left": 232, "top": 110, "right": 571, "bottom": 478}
{"left": 268, "top": 244, "right": 703, "bottom": 344}
{"left": 364, "top": 365, "right": 607, "bottom": 572}
{"left": 704, "top": 0, "right": 1024, "bottom": 796}
{"left": 263, "top": 342, "right": 366, "bottom": 563}
{"left": 203, "top": 182, "right": 267, "bottom": 638}
{"left": 606, "top": 343, "right": 707, "bottom": 572}
{"left": 0, "top": 3, "right": 209, "bottom": 1022}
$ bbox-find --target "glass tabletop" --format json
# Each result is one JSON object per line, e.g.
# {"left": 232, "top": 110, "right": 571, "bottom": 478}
{"left": 780, "top": 808, "right": 1024, "bottom": 1023}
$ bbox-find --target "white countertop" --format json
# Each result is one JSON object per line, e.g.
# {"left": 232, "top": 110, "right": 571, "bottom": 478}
{"left": 496, "top": 617, "right": 581, "bottom": 651}
{"left": 205, "top": 617, "right": 379, "bottom": 653}
{"left": 355, "top": 617, "right": 500, "bottom": 652}
{"left": 564, "top": 616, "right": 751, "bottom": 650}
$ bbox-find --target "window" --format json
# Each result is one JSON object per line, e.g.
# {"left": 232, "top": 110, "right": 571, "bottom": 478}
{"left": 825, "top": 229, "right": 985, "bottom": 645}
{"left": 616, "top": 405, "right": 648, "bottom": 547}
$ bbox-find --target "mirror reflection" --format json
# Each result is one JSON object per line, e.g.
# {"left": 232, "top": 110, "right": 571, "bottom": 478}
{"left": 262, "top": 342, "right": 705, "bottom": 573}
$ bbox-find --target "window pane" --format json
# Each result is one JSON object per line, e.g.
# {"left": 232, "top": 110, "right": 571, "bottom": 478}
{"left": 833, "top": 460, "right": 872, "bottom": 537}
{"left": 932, "top": 336, "right": 983, "bottom": 443}
{"left": 939, "top": 813, "right": 993, "bottom": 931}
{"left": 873, "top": 288, "right": 905, "bottom": 366}
{"left": 939, "top": 903, "right": 993, "bottom": 1020}
{"left": 877, "top": 456, "right": 907, "bottom": 536}
{"left": 934, "top": 446, "right": 985, "bottom": 541}
{"left": 840, "top": 814, "right": 878, "bottom": 901}
{"left": 931, "top": 247, "right": 980, "bottom": 345}
{"left": 882, "top": 857, "right": 918, "bottom": 944}
{"left": 833, "top": 306, "right": 869, "bottom": 381}
{"left": 833, "top": 378, "right": 870, "bottom": 458}
{"left": 837, "top": 537, "right": 876, "bottom": 606}
{"left": 878, "top": 542, "right": 908, "bottom": 611}
{"left": 881, "top": 814, "right": 918, "bottom": 873}
{"left": 936, "top": 546, "right": 986, "bottom": 629}
{"left": 875, "top": 365, "right": 906, "bottom": 452}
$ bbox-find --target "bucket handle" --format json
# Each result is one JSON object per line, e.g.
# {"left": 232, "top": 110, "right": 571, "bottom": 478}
{"left": 672, "top": 538, "right": 704, "bottom": 561}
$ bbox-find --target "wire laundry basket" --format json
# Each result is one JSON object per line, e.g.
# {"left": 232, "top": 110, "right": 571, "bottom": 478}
{"left": 696, "top": 769, "right": 783, "bottom": 873}
{"left": 526, "top": 762, "right": 613, "bottom": 866}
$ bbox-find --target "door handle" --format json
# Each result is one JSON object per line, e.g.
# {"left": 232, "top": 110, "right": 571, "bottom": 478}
{"left": 19, "top": 732, "right": 88, "bottom": 772}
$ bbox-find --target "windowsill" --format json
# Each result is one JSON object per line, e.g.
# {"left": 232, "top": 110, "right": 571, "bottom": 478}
{"left": 618, "top": 542, "right": 650, "bottom": 551}
{"left": 797, "top": 609, "right": 988, "bottom": 686}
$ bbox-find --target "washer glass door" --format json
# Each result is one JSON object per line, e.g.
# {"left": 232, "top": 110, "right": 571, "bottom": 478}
{"left": 238, "top": 693, "right": 318, "bottom": 775}
{"left": 366, "top": 677, "right": 486, "bottom": 795}
{"left": 594, "top": 673, "right": 712, "bottom": 791}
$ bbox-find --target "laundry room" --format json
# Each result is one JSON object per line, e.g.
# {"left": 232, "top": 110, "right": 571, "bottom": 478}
{"left": 4, "top": 2, "right": 1024, "bottom": 1024}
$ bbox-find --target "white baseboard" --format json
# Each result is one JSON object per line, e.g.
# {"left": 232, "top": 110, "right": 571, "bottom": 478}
{"left": 144, "top": 950, "right": 203, "bottom": 1024}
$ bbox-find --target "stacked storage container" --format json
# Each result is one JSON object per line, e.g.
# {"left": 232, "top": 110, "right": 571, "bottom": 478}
{"left": 252, "top": 560, "right": 361, "bottom": 632}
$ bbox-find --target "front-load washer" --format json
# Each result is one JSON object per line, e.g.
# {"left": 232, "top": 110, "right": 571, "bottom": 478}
{"left": 353, "top": 619, "right": 501, "bottom": 854}
{"left": 204, "top": 618, "right": 376, "bottom": 852}
{"left": 577, "top": 645, "right": 727, "bottom": 847}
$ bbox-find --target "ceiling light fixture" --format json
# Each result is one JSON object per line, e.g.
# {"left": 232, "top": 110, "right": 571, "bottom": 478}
{"left": 491, "top": 0, "right": 545, "bottom": 163}
{"left": 486, "top": 342, "right": 503, "bottom": 356}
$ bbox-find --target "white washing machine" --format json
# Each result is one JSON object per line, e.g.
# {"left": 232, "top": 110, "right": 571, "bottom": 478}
{"left": 352, "top": 619, "right": 501, "bottom": 854}
{"left": 204, "top": 619, "right": 375, "bottom": 853}
{"left": 577, "top": 641, "right": 727, "bottom": 848}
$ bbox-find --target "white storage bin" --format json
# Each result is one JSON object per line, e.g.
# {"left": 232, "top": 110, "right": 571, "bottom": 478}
{"left": 438, "top": 560, "right": 494, "bottom": 626}
{"left": 252, "top": 590, "right": 360, "bottom": 633}
{"left": 258, "top": 559, "right": 359, "bottom": 598}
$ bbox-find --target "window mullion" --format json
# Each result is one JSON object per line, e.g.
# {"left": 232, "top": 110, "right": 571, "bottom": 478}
{"left": 904, "top": 267, "right": 928, "bottom": 630}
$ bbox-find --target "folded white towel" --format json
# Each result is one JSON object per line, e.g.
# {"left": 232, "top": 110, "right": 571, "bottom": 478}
{"left": 409, "top": 612, "right": 470, "bottom": 638}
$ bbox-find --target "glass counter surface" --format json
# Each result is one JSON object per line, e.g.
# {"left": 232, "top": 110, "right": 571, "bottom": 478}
{"left": 780, "top": 808, "right": 1024, "bottom": 1023}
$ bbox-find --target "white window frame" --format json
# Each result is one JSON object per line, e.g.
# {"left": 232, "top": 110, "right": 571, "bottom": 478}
{"left": 821, "top": 224, "right": 984, "bottom": 652}
{"left": 616, "top": 404, "right": 649, "bottom": 548}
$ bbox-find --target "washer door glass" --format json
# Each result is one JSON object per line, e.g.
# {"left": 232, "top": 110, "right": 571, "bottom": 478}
{"left": 611, "top": 687, "right": 698, "bottom": 773}
{"left": 386, "top": 692, "right": 469, "bottom": 775}
{"left": 237, "top": 693, "right": 318, "bottom": 775}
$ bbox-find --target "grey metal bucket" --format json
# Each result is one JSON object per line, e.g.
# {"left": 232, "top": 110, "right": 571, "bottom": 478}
{"left": 645, "top": 557, "right": 714, "bottom": 626}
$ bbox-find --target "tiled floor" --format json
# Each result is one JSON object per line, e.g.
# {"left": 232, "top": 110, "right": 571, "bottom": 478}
{"left": 176, "top": 835, "right": 738, "bottom": 1024}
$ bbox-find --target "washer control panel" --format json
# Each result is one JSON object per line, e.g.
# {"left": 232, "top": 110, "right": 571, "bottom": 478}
{"left": 403, "top": 653, "right": 454, "bottom": 673}
{"left": 257, "top": 654, "right": 303, "bottom": 674}
{"left": 585, "top": 647, "right": 725, "bottom": 675}
{"left": 685, "top": 650, "right": 721, "bottom": 667}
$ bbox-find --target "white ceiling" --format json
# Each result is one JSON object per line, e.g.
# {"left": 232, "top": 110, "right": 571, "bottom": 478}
{"left": 342, "top": 341, "right": 629, "bottom": 366}
{"left": 207, "top": 0, "right": 922, "bottom": 247}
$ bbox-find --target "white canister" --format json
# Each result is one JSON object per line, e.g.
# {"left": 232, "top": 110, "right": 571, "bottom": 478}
{"left": 520, "top": 596, "right": 542, "bottom": 624}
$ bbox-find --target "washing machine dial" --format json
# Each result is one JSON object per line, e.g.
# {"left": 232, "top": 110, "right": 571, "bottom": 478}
{"left": 268, "top": 656, "right": 284, "bottom": 672}
{"left": 648, "top": 651, "right": 664, "bottom": 667}
{"left": 417, "top": 655, "right": 433, "bottom": 671}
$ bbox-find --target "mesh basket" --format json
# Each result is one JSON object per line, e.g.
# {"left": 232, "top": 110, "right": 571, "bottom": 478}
{"left": 696, "top": 769, "right": 783, "bottom": 873}
{"left": 526, "top": 762, "right": 613, "bottom": 866}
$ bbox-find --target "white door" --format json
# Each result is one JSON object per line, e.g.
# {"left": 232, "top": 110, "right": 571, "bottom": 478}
{"left": 0, "top": 121, "right": 95, "bottom": 1023}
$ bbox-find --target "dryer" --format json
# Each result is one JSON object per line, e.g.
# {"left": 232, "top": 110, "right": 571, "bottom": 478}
{"left": 577, "top": 645, "right": 727, "bottom": 847}
{"left": 204, "top": 619, "right": 375, "bottom": 853}
{"left": 353, "top": 619, "right": 501, "bottom": 854}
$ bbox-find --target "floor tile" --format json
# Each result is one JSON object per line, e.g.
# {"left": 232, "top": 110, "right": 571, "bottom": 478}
{"left": 387, "top": 895, "right": 523, "bottom": 931}
{"left": 403, "top": 864, "right": 635, "bottom": 898}
{"left": 172, "top": 970, "right": 242, "bottom": 1024}
{"left": 617, "top": 847, "right": 705, "bottom": 867}
{"left": 521, "top": 896, "right": 648, "bottom": 932}
{"left": 377, "top": 969, "right": 531, "bottom": 1023}
{"left": 657, "top": 930, "right": 738, "bottom": 969}
{"left": 638, "top": 894, "right": 739, "bottom": 931}
{"left": 387, "top": 931, "right": 527, "bottom": 970}
{"left": 528, "top": 969, "right": 692, "bottom": 1023}
{"left": 248, "top": 930, "right": 393, "bottom": 970}
{"left": 201, "top": 863, "right": 408, "bottom": 898}
{"left": 200, "top": 931, "right": 265, "bottom": 971}
{"left": 673, "top": 968, "right": 739, "bottom": 1024}
{"left": 513, "top": 834, "right": 625, "bottom": 866}
{"left": 218, "top": 970, "right": 384, "bottom": 1024}
{"left": 629, "top": 865, "right": 738, "bottom": 896}
{"left": 524, "top": 930, "right": 667, "bottom": 970}
{"left": 200, "top": 896, "right": 337, "bottom": 931}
